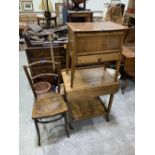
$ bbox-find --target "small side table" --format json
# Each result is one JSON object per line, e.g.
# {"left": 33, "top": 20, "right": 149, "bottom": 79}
{"left": 61, "top": 67, "right": 120, "bottom": 126}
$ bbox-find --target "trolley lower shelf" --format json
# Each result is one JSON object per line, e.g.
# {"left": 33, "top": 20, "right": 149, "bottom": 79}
{"left": 69, "top": 97, "right": 108, "bottom": 121}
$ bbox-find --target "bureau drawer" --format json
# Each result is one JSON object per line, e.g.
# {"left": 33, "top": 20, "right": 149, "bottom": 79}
{"left": 77, "top": 53, "right": 121, "bottom": 64}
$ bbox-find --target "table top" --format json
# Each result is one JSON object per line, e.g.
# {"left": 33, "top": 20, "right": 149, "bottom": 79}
{"left": 67, "top": 21, "right": 127, "bottom": 32}
{"left": 61, "top": 67, "right": 119, "bottom": 99}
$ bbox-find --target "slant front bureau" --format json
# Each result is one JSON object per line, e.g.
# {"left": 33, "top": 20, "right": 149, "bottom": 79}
{"left": 66, "top": 22, "right": 127, "bottom": 87}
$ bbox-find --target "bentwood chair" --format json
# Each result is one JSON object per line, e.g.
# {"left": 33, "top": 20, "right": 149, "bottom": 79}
{"left": 104, "top": 5, "right": 123, "bottom": 24}
{"left": 23, "top": 60, "right": 70, "bottom": 146}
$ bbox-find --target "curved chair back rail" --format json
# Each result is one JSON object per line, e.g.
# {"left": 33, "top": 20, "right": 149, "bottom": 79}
{"left": 23, "top": 60, "right": 61, "bottom": 98}
{"left": 31, "top": 73, "right": 58, "bottom": 80}
{"left": 26, "top": 60, "right": 61, "bottom": 67}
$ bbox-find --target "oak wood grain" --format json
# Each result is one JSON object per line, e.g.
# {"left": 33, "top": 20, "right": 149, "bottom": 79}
{"left": 69, "top": 97, "right": 107, "bottom": 121}
{"left": 32, "top": 92, "right": 68, "bottom": 119}
{"left": 67, "top": 22, "right": 127, "bottom": 87}
{"left": 62, "top": 67, "right": 119, "bottom": 99}
{"left": 67, "top": 21, "right": 127, "bottom": 32}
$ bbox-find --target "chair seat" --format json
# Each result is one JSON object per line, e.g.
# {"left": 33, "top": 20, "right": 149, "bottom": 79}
{"left": 32, "top": 92, "right": 68, "bottom": 119}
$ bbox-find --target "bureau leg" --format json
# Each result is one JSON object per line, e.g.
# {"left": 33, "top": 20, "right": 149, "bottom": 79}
{"left": 66, "top": 43, "right": 69, "bottom": 74}
{"left": 64, "top": 95, "right": 74, "bottom": 130}
{"left": 106, "top": 94, "right": 114, "bottom": 121}
{"left": 70, "top": 58, "right": 75, "bottom": 88}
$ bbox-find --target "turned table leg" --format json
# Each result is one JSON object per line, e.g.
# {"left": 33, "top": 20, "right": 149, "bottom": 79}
{"left": 66, "top": 43, "right": 70, "bottom": 74}
{"left": 106, "top": 94, "right": 114, "bottom": 121}
{"left": 70, "top": 58, "right": 76, "bottom": 88}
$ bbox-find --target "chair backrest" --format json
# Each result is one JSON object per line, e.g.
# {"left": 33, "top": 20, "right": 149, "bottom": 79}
{"left": 105, "top": 5, "right": 123, "bottom": 24}
{"left": 123, "top": 27, "right": 135, "bottom": 46}
{"left": 23, "top": 60, "right": 61, "bottom": 98}
{"left": 116, "top": 3, "right": 125, "bottom": 16}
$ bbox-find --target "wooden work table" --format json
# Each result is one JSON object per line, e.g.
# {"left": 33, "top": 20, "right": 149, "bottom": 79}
{"left": 61, "top": 67, "right": 119, "bottom": 122}
{"left": 62, "top": 22, "right": 127, "bottom": 124}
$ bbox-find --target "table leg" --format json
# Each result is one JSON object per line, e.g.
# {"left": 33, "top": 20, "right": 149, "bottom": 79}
{"left": 37, "top": 18, "right": 40, "bottom": 26}
{"left": 64, "top": 92, "right": 74, "bottom": 130}
{"left": 70, "top": 58, "right": 76, "bottom": 88}
{"left": 106, "top": 94, "right": 114, "bottom": 121}
{"left": 46, "top": 18, "right": 50, "bottom": 28}
{"left": 67, "top": 104, "right": 74, "bottom": 130}
{"left": 66, "top": 43, "right": 69, "bottom": 74}
{"left": 54, "top": 18, "right": 57, "bottom": 27}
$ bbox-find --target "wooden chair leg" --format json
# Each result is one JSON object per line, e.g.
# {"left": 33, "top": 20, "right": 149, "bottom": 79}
{"left": 34, "top": 119, "right": 41, "bottom": 146}
{"left": 106, "top": 94, "right": 114, "bottom": 121}
{"left": 66, "top": 111, "right": 74, "bottom": 130}
{"left": 68, "top": 121, "right": 74, "bottom": 130}
{"left": 122, "top": 79, "right": 129, "bottom": 94}
{"left": 64, "top": 113, "right": 70, "bottom": 137}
